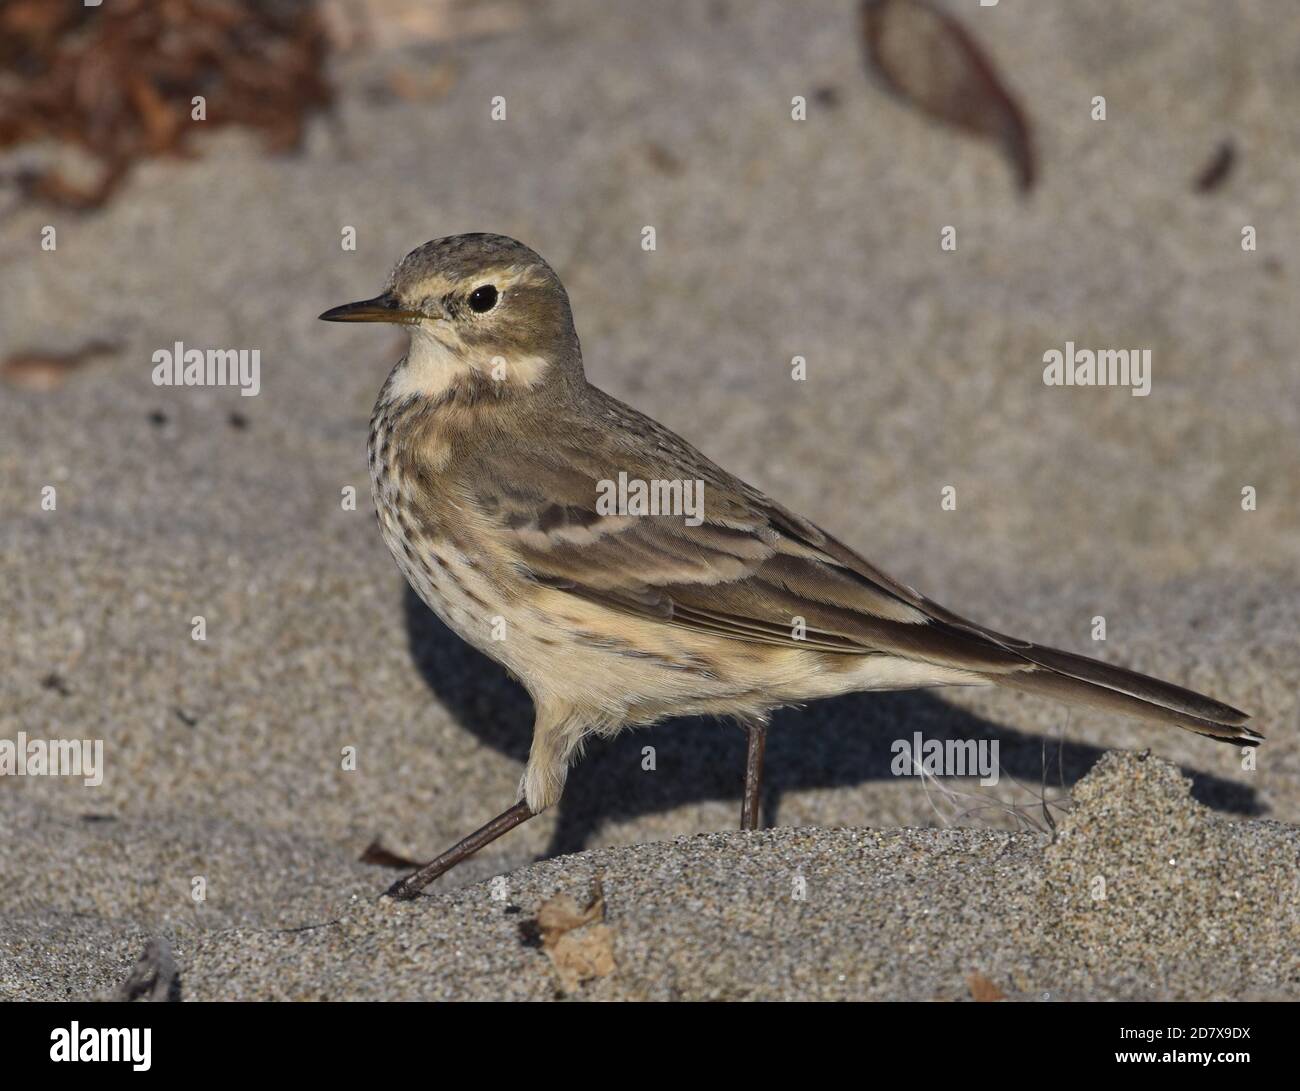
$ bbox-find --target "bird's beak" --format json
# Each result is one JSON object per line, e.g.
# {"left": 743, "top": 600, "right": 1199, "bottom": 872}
{"left": 318, "top": 292, "right": 423, "bottom": 324}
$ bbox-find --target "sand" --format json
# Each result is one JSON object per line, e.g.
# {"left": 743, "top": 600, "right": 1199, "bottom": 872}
{"left": 1, "top": 0, "right": 1297, "bottom": 1001}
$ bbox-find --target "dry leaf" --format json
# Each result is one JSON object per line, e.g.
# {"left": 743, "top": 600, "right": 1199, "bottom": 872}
{"left": 528, "top": 880, "right": 616, "bottom": 991}
{"left": 385, "top": 62, "right": 459, "bottom": 103}
{"left": 0, "top": 0, "right": 333, "bottom": 210}
{"left": 1193, "top": 139, "right": 1236, "bottom": 194}
{"left": 2, "top": 340, "right": 119, "bottom": 391}
{"left": 643, "top": 141, "right": 685, "bottom": 177}
{"left": 536, "top": 889, "right": 604, "bottom": 937}
{"left": 324, "top": 0, "right": 531, "bottom": 52}
{"left": 861, "top": 0, "right": 1035, "bottom": 192}
{"left": 547, "top": 925, "right": 616, "bottom": 992}
{"left": 359, "top": 838, "right": 422, "bottom": 869}
{"left": 966, "top": 970, "right": 1007, "bottom": 1002}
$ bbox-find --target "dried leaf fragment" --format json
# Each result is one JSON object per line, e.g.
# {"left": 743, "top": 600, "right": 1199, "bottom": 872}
{"left": 861, "top": 0, "right": 1035, "bottom": 191}
{"left": 0, "top": 0, "right": 334, "bottom": 210}
{"left": 1193, "top": 139, "right": 1236, "bottom": 194}
{"left": 359, "top": 838, "right": 423, "bottom": 870}
{"left": 2, "top": 340, "right": 119, "bottom": 391}
{"left": 528, "top": 880, "right": 616, "bottom": 991}
{"left": 966, "top": 970, "right": 1007, "bottom": 1002}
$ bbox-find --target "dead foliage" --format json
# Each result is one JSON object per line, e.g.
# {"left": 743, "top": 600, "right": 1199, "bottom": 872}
{"left": 861, "top": 0, "right": 1035, "bottom": 192}
{"left": 521, "top": 879, "right": 617, "bottom": 992}
{"left": 0, "top": 0, "right": 333, "bottom": 209}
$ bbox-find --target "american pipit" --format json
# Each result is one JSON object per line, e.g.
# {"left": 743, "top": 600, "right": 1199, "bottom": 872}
{"left": 321, "top": 233, "right": 1260, "bottom": 899}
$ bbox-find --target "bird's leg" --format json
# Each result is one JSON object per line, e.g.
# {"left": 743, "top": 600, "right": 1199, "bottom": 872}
{"left": 739, "top": 718, "right": 767, "bottom": 831}
{"left": 385, "top": 800, "right": 535, "bottom": 900}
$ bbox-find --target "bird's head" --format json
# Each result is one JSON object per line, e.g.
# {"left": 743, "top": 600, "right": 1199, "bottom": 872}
{"left": 319, "top": 233, "right": 583, "bottom": 395}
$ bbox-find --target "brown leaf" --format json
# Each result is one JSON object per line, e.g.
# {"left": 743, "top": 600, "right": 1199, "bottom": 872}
{"left": 2, "top": 340, "right": 119, "bottom": 391}
{"left": 385, "top": 62, "right": 459, "bottom": 103}
{"left": 0, "top": 0, "right": 334, "bottom": 210}
{"left": 643, "top": 141, "right": 685, "bottom": 177}
{"left": 127, "top": 72, "right": 182, "bottom": 153}
{"left": 966, "top": 970, "right": 1007, "bottom": 1002}
{"left": 1193, "top": 139, "right": 1236, "bottom": 194}
{"left": 358, "top": 838, "right": 422, "bottom": 870}
{"left": 527, "top": 880, "right": 616, "bottom": 991}
{"left": 547, "top": 925, "right": 617, "bottom": 992}
{"left": 861, "top": 0, "right": 1035, "bottom": 192}
{"left": 536, "top": 888, "right": 605, "bottom": 940}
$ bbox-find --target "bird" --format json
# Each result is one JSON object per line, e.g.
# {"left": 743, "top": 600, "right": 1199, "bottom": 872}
{"left": 320, "top": 232, "right": 1260, "bottom": 899}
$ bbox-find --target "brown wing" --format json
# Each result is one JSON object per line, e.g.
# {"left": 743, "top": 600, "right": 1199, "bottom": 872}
{"left": 452, "top": 388, "right": 1254, "bottom": 743}
{"left": 468, "top": 391, "right": 1031, "bottom": 674}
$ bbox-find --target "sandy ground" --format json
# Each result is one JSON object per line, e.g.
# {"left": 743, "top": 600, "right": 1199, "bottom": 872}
{"left": 1, "top": 0, "right": 1297, "bottom": 1000}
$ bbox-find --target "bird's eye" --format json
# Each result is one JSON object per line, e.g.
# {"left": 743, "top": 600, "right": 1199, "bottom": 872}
{"left": 468, "top": 284, "right": 498, "bottom": 313}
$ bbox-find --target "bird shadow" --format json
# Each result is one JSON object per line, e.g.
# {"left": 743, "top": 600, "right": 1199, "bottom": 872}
{"left": 403, "top": 587, "right": 1263, "bottom": 860}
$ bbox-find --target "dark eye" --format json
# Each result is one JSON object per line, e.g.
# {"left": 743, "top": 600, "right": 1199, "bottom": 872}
{"left": 468, "top": 284, "right": 498, "bottom": 313}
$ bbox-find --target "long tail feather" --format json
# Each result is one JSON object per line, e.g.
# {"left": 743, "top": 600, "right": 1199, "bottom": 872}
{"left": 992, "top": 648, "right": 1260, "bottom": 747}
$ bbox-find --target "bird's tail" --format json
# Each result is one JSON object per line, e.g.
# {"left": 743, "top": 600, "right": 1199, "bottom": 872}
{"left": 990, "top": 642, "right": 1260, "bottom": 746}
